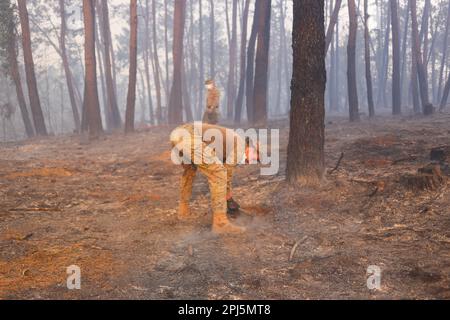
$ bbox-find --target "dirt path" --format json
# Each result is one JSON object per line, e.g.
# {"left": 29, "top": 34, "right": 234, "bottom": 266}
{"left": 0, "top": 114, "right": 449, "bottom": 299}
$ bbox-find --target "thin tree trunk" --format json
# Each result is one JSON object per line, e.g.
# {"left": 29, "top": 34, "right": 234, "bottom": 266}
{"left": 245, "top": 0, "right": 260, "bottom": 123}
{"left": 168, "top": 0, "right": 186, "bottom": 124}
{"left": 286, "top": 0, "right": 326, "bottom": 186}
{"left": 364, "top": 0, "right": 375, "bottom": 117}
{"left": 198, "top": 0, "right": 205, "bottom": 119}
{"left": 253, "top": 0, "right": 271, "bottom": 125}
{"left": 209, "top": 0, "right": 215, "bottom": 77}
{"left": 234, "top": 0, "right": 250, "bottom": 123}
{"left": 7, "top": 34, "right": 34, "bottom": 137}
{"left": 325, "top": 0, "right": 342, "bottom": 54}
{"left": 410, "top": 0, "right": 431, "bottom": 113}
{"left": 400, "top": 0, "right": 410, "bottom": 106}
{"left": 440, "top": 73, "right": 450, "bottom": 110}
{"left": 151, "top": 0, "right": 163, "bottom": 123}
{"left": 82, "top": 0, "right": 103, "bottom": 138}
{"left": 376, "top": 4, "right": 391, "bottom": 108}
{"left": 391, "top": 0, "right": 401, "bottom": 114}
{"left": 347, "top": 0, "right": 359, "bottom": 122}
{"left": 17, "top": 0, "right": 47, "bottom": 136}
{"left": 143, "top": 0, "right": 155, "bottom": 125}
{"left": 164, "top": 0, "right": 170, "bottom": 108}
{"left": 99, "top": 0, "right": 121, "bottom": 129}
{"left": 125, "top": 0, "right": 138, "bottom": 133}
{"left": 226, "top": 0, "right": 238, "bottom": 120}
{"left": 59, "top": 0, "right": 81, "bottom": 133}
{"left": 437, "top": 1, "right": 450, "bottom": 104}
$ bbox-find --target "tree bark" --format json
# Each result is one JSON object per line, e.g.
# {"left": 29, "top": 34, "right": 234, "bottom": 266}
{"left": 410, "top": 0, "right": 431, "bottom": 113}
{"left": 234, "top": 0, "right": 251, "bottom": 123}
{"left": 253, "top": 0, "right": 271, "bottom": 125}
{"left": 59, "top": 0, "right": 81, "bottom": 133}
{"left": 209, "top": 0, "right": 215, "bottom": 78}
{"left": 17, "top": 0, "right": 47, "bottom": 136}
{"left": 82, "top": 0, "right": 103, "bottom": 138}
{"left": 391, "top": 0, "right": 401, "bottom": 114}
{"left": 440, "top": 73, "right": 450, "bottom": 110}
{"left": 99, "top": 0, "right": 121, "bottom": 129}
{"left": 437, "top": 1, "right": 450, "bottom": 105}
{"left": 325, "top": 0, "right": 342, "bottom": 54}
{"left": 226, "top": 0, "right": 238, "bottom": 120}
{"left": 125, "top": 0, "right": 138, "bottom": 133}
{"left": 245, "top": 0, "right": 261, "bottom": 123}
{"left": 363, "top": 0, "right": 375, "bottom": 118}
{"left": 7, "top": 35, "right": 34, "bottom": 137}
{"left": 168, "top": 0, "right": 186, "bottom": 124}
{"left": 347, "top": 0, "right": 359, "bottom": 122}
{"left": 152, "top": 0, "right": 163, "bottom": 123}
{"left": 286, "top": 0, "right": 326, "bottom": 186}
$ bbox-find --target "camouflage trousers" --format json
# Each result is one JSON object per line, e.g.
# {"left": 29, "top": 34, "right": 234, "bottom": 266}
{"left": 174, "top": 124, "right": 235, "bottom": 213}
{"left": 180, "top": 164, "right": 234, "bottom": 214}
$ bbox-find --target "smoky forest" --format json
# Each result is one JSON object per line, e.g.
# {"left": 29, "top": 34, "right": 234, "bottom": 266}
{"left": 0, "top": 0, "right": 449, "bottom": 300}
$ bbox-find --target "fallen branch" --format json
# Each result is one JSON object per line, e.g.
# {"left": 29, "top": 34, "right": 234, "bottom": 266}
{"left": 328, "top": 152, "right": 345, "bottom": 174}
{"left": 289, "top": 236, "right": 308, "bottom": 262}
{"left": 392, "top": 156, "right": 417, "bottom": 165}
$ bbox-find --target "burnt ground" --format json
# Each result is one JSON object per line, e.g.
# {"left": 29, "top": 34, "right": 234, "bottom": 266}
{"left": 0, "top": 113, "right": 449, "bottom": 300}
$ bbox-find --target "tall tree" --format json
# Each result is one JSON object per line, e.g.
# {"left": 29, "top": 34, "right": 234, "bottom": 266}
{"left": 437, "top": 1, "right": 450, "bottom": 104}
{"left": 363, "top": 0, "right": 375, "bottom": 118}
{"left": 198, "top": 0, "right": 205, "bottom": 119}
{"left": 17, "top": 0, "right": 47, "bottom": 136}
{"left": 391, "top": 0, "right": 401, "bottom": 114}
{"left": 152, "top": 0, "right": 163, "bottom": 123}
{"left": 440, "top": 73, "right": 450, "bottom": 110}
{"left": 410, "top": 0, "right": 431, "bottom": 113}
{"left": 99, "top": 0, "right": 121, "bottom": 129}
{"left": 125, "top": 0, "right": 138, "bottom": 133}
{"left": 82, "top": 0, "right": 103, "bottom": 137}
{"left": 59, "top": 0, "right": 81, "bottom": 133}
{"left": 245, "top": 0, "right": 261, "bottom": 123}
{"left": 253, "top": 0, "right": 271, "bottom": 125}
{"left": 168, "top": 0, "right": 186, "bottom": 124}
{"left": 286, "top": 0, "right": 326, "bottom": 186}
{"left": 347, "top": 0, "right": 359, "bottom": 122}
{"left": 209, "top": 0, "right": 215, "bottom": 78}
{"left": 234, "top": 0, "right": 251, "bottom": 123}
{"left": 325, "top": 0, "right": 342, "bottom": 54}
{"left": 0, "top": 0, "right": 34, "bottom": 137}
{"left": 226, "top": 0, "right": 238, "bottom": 120}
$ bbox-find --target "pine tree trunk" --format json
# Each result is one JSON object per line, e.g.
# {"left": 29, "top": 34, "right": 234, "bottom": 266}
{"left": 125, "top": 0, "right": 138, "bottom": 133}
{"left": 152, "top": 0, "right": 163, "bottom": 123}
{"left": 59, "top": 0, "right": 81, "bottom": 133}
{"left": 209, "top": 0, "right": 215, "bottom": 78}
{"left": 99, "top": 0, "right": 121, "bottom": 129}
{"left": 253, "top": 0, "right": 271, "bottom": 125}
{"left": 7, "top": 34, "right": 34, "bottom": 137}
{"left": 437, "top": 2, "right": 450, "bottom": 104}
{"left": 391, "top": 0, "right": 401, "bottom": 114}
{"left": 17, "top": 0, "right": 47, "bottom": 136}
{"left": 168, "top": 0, "right": 186, "bottom": 124}
{"left": 226, "top": 0, "right": 238, "bottom": 120}
{"left": 410, "top": 0, "right": 431, "bottom": 113}
{"left": 234, "top": 0, "right": 250, "bottom": 123}
{"left": 347, "top": 0, "right": 359, "bottom": 122}
{"left": 82, "top": 0, "right": 103, "bottom": 138}
{"left": 245, "top": 0, "right": 261, "bottom": 123}
{"left": 286, "top": 0, "right": 326, "bottom": 186}
{"left": 325, "top": 0, "right": 342, "bottom": 54}
{"left": 364, "top": 0, "right": 375, "bottom": 118}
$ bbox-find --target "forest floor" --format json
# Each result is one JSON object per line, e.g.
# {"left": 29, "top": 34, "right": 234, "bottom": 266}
{"left": 0, "top": 112, "right": 449, "bottom": 299}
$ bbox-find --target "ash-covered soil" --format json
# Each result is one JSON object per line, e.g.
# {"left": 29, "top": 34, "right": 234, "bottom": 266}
{"left": 0, "top": 113, "right": 449, "bottom": 299}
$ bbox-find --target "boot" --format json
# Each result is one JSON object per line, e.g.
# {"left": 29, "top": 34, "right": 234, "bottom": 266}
{"left": 227, "top": 198, "right": 241, "bottom": 218}
{"left": 212, "top": 211, "right": 246, "bottom": 234}
{"left": 178, "top": 202, "right": 191, "bottom": 220}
